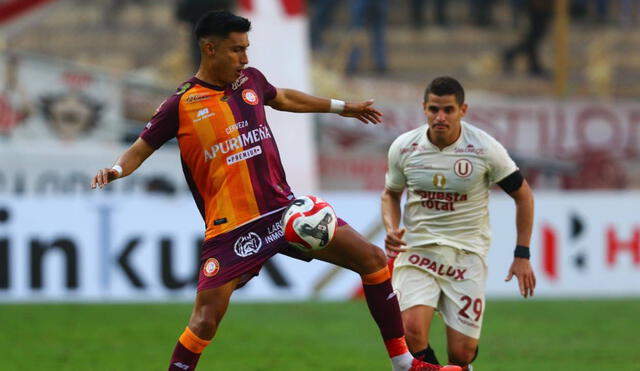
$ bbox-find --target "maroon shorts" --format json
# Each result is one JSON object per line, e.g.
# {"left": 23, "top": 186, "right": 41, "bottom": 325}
{"left": 198, "top": 209, "right": 347, "bottom": 291}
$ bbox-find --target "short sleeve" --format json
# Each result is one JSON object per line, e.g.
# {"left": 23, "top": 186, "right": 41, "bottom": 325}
{"left": 139, "top": 94, "right": 180, "bottom": 149}
{"left": 247, "top": 67, "right": 277, "bottom": 102}
{"left": 385, "top": 137, "right": 406, "bottom": 191}
{"left": 486, "top": 136, "right": 518, "bottom": 184}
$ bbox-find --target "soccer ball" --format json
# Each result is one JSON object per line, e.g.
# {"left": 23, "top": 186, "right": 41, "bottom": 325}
{"left": 281, "top": 195, "right": 337, "bottom": 251}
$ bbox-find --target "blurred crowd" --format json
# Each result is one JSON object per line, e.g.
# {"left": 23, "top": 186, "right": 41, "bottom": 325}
{"left": 1, "top": 0, "right": 639, "bottom": 191}
{"left": 308, "top": 0, "right": 639, "bottom": 77}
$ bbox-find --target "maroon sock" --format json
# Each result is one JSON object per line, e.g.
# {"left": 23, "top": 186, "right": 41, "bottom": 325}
{"left": 168, "top": 327, "right": 210, "bottom": 371}
{"left": 168, "top": 341, "right": 201, "bottom": 371}
{"left": 361, "top": 276, "right": 404, "bottom": 340}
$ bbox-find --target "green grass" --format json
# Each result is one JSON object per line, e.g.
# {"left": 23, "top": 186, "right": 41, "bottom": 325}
{"left": 1, "top": 299, "right": 640, "bottom": 370}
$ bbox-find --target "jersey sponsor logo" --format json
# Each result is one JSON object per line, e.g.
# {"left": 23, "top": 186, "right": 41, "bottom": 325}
{"left": 407, "top": 164, "right": 448, "bottom": 170}
{"left": 226, "top": 146, "right": 262, "bottom": 165}
{"left": 185, "top": 93, "right": 212, "bottom": 104}
{"left": 400, "top": 142, "right": 430, "bottom": 154}
{"left": 415, "top": 189, "right": 468, "bottom": 212}
{"left": 232, "top": 74, "right": 249, "bottom": 90}
{"left": 203, "top": 257, "right": 220, "bottom": 277}
{"left": 264, "top": 222, "right": 284, "bottom": 244}
{"left": 193, "top": 107, "right": 215, "bottom": 122}
{"left": 455, "top": 144, "right": 486, "bottom": 155}
{"left": 241, "top": 89, "right": 259, "bottom": 105}
{"left": 145, "top": 122, "right": 152, "bottom": 129}
{"left": 203, "top": 125, "right": 272, "bottom": 162}
{"left": 175, "top": 83, "right": 192, "bottom": 95}
{"left": 173, "top": 362, "right": 190, "bottom": 370}
{"left": 234, "top": 232, "right": 263, "bottom": 257}
{"left": 407, "top": 254, "right": 467, "bottom": 280}
{"left": 225, "top": 120, "right": 249, "bottom": 134}
{"left": 454, "top": 159, "right": 473, "bottom": 178}
{"left": 433, "top": 173, "right": 447, "bottom": 188}
{"left": 151, "top": 99, "right": 167, "bottom": 118}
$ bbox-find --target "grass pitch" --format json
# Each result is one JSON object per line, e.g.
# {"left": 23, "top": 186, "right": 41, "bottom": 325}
{"left": 1, "top": 299, "right": 639, "bottom": 370}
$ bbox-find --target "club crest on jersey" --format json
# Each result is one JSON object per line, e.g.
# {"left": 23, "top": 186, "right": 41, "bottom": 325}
{"left": 234, "top": 232, "right": 263, "bottom": 257}
{"left": 203, "top": 258, "right": 220, "bottom": 277}
{"left": 433, "top": 173, "right": 447, "bottom": 188}
{"left": 242, "top": 89, "right": 259, "bottom": 105}
{"left": 454, "top": 159, "right": 473, "bottom": 178}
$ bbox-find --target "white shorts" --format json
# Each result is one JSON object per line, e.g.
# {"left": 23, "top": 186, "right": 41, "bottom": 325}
{"left": 392, "top": 245, "right": 487, "bottom": 339}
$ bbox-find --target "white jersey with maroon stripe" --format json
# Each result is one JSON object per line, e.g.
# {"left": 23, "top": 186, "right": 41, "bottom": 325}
{"left": 385, "top": 121, "right": 517, "bottom": 257}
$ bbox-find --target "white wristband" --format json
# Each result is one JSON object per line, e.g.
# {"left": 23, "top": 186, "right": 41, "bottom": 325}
{"left": 329, "top": 99, "right": 345, "bottom": 114}
{"left": 111, "top": 165, "right": 123, "bottom": 176}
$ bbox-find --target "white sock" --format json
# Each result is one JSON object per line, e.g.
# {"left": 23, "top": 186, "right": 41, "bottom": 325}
{"left": 391, "top": 352, "right": 414, "bottom": 371}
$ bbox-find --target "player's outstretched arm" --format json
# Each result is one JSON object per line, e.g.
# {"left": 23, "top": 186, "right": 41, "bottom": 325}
{"left": 90, "top": 137, "right": 156, "bottom": 189}
{"left": 504, "top": 180, "right": 536, "bottom": 298}
{"left": 267, "top": 88, "right": 382, "bottom": 124}
{"left": 381, "top": 188, "right": 407, "bottom": 258}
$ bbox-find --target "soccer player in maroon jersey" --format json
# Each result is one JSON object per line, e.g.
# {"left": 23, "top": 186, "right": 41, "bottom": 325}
{"left": 91, "top": 11, "right": 461, "bottom": 371}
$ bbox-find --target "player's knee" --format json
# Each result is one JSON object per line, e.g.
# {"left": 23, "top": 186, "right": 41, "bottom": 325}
{"left": 448, "top": 344, "right": 478, "bottom": 365}
{"left": 188, "top": 312, "right": 220, "bottom": 340}
{"left": 362, "top": 243, "right": 387, "bottom": 271}
{"left": 403, "top": 323, "right": 428, "bottom": 350}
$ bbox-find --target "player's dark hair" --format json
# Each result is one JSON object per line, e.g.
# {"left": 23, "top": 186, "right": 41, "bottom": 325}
{"left": 194, "top": 11, "right": 251, "bottom": 41}
{"left": 423, "top": 76, "right": 465, "bottom": 105}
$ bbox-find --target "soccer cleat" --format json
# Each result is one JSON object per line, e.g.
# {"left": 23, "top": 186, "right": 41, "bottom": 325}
{"left": 408, "top": 359, "right": 462, "bottom": 371}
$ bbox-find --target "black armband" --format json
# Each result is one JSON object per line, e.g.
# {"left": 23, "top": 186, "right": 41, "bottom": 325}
{"left": 497, "top": 170, "right": 524, "bottom": 194}
{"left": 514, "top": 245, "right": 530, "bottom": 259}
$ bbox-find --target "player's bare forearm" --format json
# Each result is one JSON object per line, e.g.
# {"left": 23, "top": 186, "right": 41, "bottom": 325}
{"left": 509, "top": 180, "right": 534, "bottom": 247}
{"left": 381, "top": 188, "right": 406, "bottom": 256}
{"left": 268, "top": 88, "right": 382, "bottom": 124}
{"left": 381, "top": 188, "right": 403, "bottom": 233}
{"left": 506, "top": 180, "right": 536, "bottom": 297}
{"left": 90, "top": 137, "right": 155, "bottom": 189}
{"left": 268, "top": 88, "right": 331, "bottom": 113}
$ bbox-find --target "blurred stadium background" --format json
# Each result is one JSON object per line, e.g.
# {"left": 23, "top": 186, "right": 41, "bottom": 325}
{"left": 1, "top": 0, "right": 639, "bottom": 370}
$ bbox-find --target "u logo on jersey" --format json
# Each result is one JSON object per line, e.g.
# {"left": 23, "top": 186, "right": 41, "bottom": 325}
{"left": 433, "top": 173, "right": 447, "bottom": 188}
{"left": 454, "top": 159, "right": 473, "bottom": 178}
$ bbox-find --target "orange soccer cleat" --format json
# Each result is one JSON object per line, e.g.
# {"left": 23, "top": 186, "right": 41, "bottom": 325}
{"left": 408, "top": 359, "right": 462, "bottom": 371}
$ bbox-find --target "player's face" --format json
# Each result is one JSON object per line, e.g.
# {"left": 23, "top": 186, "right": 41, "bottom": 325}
{"left": 423, "top": 93, "right": 467, "bottom": 145}
{"left": 209, "top": 32, "right": 249, "bottom": 85}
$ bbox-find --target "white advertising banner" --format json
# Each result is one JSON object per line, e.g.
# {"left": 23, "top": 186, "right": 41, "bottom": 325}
{"left": 1, "top": 192, "right": 639, "bottom": 302}
{"left": 238, "top": 0, "right": 317, "bottom": 194}
{"left": 0, "top": 142, "right": 187, "bottom": 195}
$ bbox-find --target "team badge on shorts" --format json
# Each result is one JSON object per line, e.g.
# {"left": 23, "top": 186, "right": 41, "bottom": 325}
{"left": 241, "top": 89, "right": 259, "bottom": 105}
{"left": 203, "top": 258, "right": 220, "bottom": 277}
{"left": 234, "top": 232, "right": 263, "bottom": 257}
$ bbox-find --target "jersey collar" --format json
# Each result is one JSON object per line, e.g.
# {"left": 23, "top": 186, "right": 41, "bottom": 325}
{"left": 190, "top": 77, "right": 226, "bottom": 91}
{"left": 424, "top": 121, "right": 466, "bottom": 152}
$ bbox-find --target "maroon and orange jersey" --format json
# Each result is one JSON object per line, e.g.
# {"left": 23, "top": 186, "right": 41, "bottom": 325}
{"left": 140, "top": 68, "right": 294, "bottom": 240}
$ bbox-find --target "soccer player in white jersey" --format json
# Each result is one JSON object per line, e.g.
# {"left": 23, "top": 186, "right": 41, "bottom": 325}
{"left": 381, "top": 76, "right": 536, "bottom": 370}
